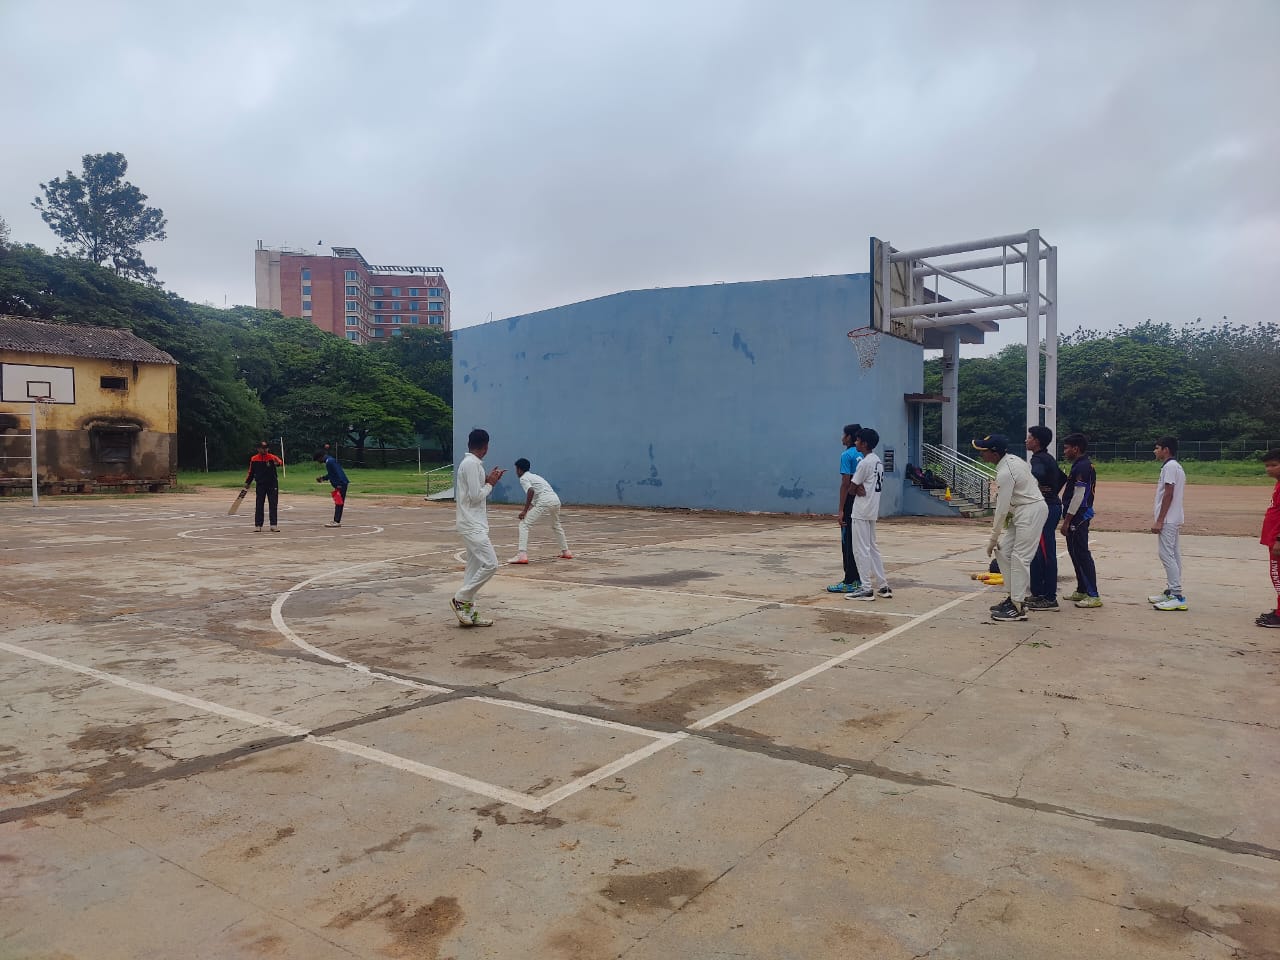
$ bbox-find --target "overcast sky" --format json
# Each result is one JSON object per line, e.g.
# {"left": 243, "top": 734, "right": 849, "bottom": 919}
{"left": 2, "top": 0, "right": 1276, "bottom": 351}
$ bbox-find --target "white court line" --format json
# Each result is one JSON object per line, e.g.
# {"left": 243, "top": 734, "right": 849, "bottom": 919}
{"left": 527, "top": 733, "right": 689, "bottom": 812}
{"left": 0, "top": 640, "right": 543, "bottom": 811}
{"left": 689, "top": 592, "right": 980, "bottom": 730}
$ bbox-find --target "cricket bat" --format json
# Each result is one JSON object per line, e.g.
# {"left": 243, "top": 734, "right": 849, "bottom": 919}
{"left": 228, "top": 486, "right": 249, "bottom": 515}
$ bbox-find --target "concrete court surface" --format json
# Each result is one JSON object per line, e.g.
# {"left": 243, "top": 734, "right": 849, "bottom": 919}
{"left": 0, "top": 491, "right": 1276, "bottom": 960}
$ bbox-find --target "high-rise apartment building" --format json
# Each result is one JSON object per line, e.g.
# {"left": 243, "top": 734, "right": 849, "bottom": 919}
{"left": 254, "top": 244, "right": 451, "bottom": 344}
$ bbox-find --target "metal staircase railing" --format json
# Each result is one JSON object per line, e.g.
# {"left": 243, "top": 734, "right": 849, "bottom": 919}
{"left": 921, "top": 442, "right": 996, "bottom": 511}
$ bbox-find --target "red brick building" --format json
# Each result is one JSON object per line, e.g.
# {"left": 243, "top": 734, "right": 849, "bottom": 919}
{"left": 254, "top": 245, "right": 451, "bottom": 344}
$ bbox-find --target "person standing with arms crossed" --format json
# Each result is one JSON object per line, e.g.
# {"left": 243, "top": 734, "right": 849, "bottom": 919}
{"left": 313, "top": 448, "right": 349, "bottom": 528}
{"left": 1024, "top": 425, "right": 1065, "bottom": 611}
{"left": 1059, "top": 433, "right": 1101, "bottom": 608}
{"left": 452, "top": 428, "right": 504, "bottom": 627}
{"left": 828, "top": 423, "right": 863, "bottom": 594}
{"left": 245, "top": 440, "right": 284, "bottom": 533}
{"left": 1149, "top": 436, "right": 1188, "bottom": 611}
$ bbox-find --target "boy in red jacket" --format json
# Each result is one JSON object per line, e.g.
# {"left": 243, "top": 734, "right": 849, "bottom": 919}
{"left": 1258, "top": 449, "right": 1280, "bottom": 629}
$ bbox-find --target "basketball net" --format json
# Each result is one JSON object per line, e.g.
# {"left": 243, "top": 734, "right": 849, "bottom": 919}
{"left": 32, "top": 397, "right": 53, "bottom": 421}
{"left": 847, "top": 328, "right": 882, "bottom": 370}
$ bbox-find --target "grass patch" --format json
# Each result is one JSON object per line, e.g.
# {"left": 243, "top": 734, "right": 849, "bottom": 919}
{"left": 178, "top": 464, "right": 454, "bottom": 497}
{"left": 1093, "top": 460, "right": 1273, "bottom": 485}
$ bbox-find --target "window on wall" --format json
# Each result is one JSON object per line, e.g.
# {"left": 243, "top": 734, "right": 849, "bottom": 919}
{"left": 409, "top": 316, "right": 419, "bottom": 324}
{"left": 408, "top": 288, "right": 419, "bottom": 296}
{"left": 410, "top": 301, "right": 420, "bottom": 311}
{"left": 100, "top": 376, "right": 128, "bottom": 391}
{"left": 390, "top": 287, "right": 401, "bottom": 297}
{"left": 392, "top": 315, "right": 401, "bottom": 324}
{"left": 302, "top": 301, "right": 312, "bottom": 312}
{"left": 372, "top": 286, "right": 384, "bottom": 296}
{"left": 302, "top": 268, "right": 312, "bottom": 280}
{"left": 428, "top": 287, "right": 440, "bottom": 296}
{"left": 346, "top": 316, "right": 359, "bottom": 326}
{"left": 346, "top": 331, "right": 358, "bottom": 341}
{"left": 372, "top": 301, "right": 384, "bottom": 310}
{"left": 345, "top": 270, "right": 358, "bottom": 281}
{"left": 346, "top": 301, "right": 358, "bottom": 312}
{"left": 428, "top": 316, "right": 441, "bottom": 325}
{"left": 346, "top": 285, "right": 358, "bottom": 296}
{"left": 92, "top": 428, "right": 134, "bottom": 463}
{"left": 391, "top": 328, "right": 403, "bottom": 337}
{"left": 428, "top": 302, "right": 442, "bottom": 312}
{"left": 302, "top": 285, "right": 312, "bottom": 295}
{"left": 373, "top": 328, "right": 385, "bottom": 338}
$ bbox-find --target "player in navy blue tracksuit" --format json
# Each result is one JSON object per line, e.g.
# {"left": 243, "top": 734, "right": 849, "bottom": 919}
{"left": 313, "top": 449, "right": 349, "bottom": 527}
{"left": 1059, "top": 432, "right": 1100, "bottom": 607}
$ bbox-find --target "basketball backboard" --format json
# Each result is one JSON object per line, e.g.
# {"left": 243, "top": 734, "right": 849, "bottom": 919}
{"left": 1, "top": 363, "right": 76, "bottom": 403}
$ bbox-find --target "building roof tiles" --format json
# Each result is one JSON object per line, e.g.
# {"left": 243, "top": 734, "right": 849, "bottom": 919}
{"left": 0, "top": 316, "right": 177, "bottom": 365}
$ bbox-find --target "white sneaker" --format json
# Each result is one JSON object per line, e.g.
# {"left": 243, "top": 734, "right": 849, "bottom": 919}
{"left": 1147, "top": 589, "right": 1173, "bottom": 604}
{"left": 269, "top": 525, "right": 280, "bottom": 532}
{"left": 325, "top": 521, "right": 342, "bottom": 528}
{"left": 508, "top": 553, "right": 529, "bottom": 564}
{"left": 1154, "top": 595, "right": 1188, "bottom": 611}
{"left": 253, "top": 526, "right": 263, "bottom": 532}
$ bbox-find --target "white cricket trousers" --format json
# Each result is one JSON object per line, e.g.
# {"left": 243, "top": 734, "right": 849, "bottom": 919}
{"left": 455, "top": 528, "right": 498, "bottom": 603}
{"left": 850, "top": 518, "right": 888, "bottom": 590}
{"left": 1157, "top": 523, "right": 1183, "bottom": 594}
{"left": 995, "top": 500, "right": 1050, "bottom": 605}
{"left": 518, "top": 500, "right": 568, "bottom": 553}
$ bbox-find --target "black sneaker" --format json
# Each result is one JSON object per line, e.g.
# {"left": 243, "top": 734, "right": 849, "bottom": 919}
{"left": 1258, "top": 612, "right": 1280, "bottom": 629}
{"left": 991, "top": 601, "right": 1028, "bottom": 622}
{"left": 1024, "top": 596, "right": 1060, "bottom": 612}
{"left": 990, "top": 596, "right": 1014, "bottom": 613}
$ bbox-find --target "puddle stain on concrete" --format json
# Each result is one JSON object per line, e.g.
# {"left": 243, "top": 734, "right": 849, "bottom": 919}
{"left": 458, "top": 629, "right": 616, "bottom": 671}
{"left": 842, "top": 710, "right": 908, "bottom": 731}
{"left": 241, "top": 825, "right": 296, "bottom": 860}
{"left": 337, "top": 824, "right": 437, "bottom": 866}
{"left": 325, "top": 894, "right": 463, "bottom": 959}
{"left": 813, "top": 610, "right": 890, "bottom": 635}
{"left": 1127, "top": 897, "right": 1280, "bottom": 958}
{"left": 474, "top": 801, "right": 565, "bottom": 830}
{"left": 600, "top": 867, "right": 707, "bottom": 912}
{"left": 607, "top": 657, "right": 777, "bottom": 725}
{"left": 602, "top": 569, "right": 719, "bottom": 588}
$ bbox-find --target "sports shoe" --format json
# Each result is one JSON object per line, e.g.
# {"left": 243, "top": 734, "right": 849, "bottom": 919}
{"left": 1024, "top": 596, "right": 1060, "bottom": 612}
{"left": 451, "top": 598, "right": 473, "bottom": 626}
{"left": 1257, "top": 612, "right": 1280, "bottom": 628}
{"left": 846, "top": 587, "right": 875, "bottom": 601}
{"left": 325, "top": 521, "right": 341, "bottom": 528}
{"left": 826, "top": 582, "right": 860, "bottom": 593}
{"left": 469, "top": 610, "right": 494, "bottom": 627}
{"left": 991, "top": 600, "right": 1027, "bottom": 622}
{"left": 1148, "top": 589, "right": 1174, "bottom": 604}
{"left": 1065, "top": 591, "right": 1087, "bottom": 602}
{"left": 1154, "top": 595, "right": 1187, "bottom": 611}
{"left": 875, "top": 586, "right": 893, "bottom": 599}
{"left": 1075, "top": 596, "right": 1103, "bottom": 608}
{"left": 269, "top": 525, "right": 280, "bottom": 532}
{"left": 508, "top": 553, "right": 529, "bottom": 564}
{"left": 254, "top": 526, "right": 263, "bottom": 532}
{"left": 990, "top": 596, "right": 1013, "bottom": 613}
{"left": 559, "top": 551, "right": 574, "bottom": 560}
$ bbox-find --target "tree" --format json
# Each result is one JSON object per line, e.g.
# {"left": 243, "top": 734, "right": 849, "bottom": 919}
{"left": 32, "top": 152, "right": 167, "bottom": 284}
{"left": 0, "top": 214, "right": 10, "bottom": 247}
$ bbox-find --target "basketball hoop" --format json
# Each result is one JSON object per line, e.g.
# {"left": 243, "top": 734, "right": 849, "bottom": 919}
{"left": 32, "top": 397, "right": 53, "bottom": 421}
{"left": 847, "top": 328, "right": 882, "bottom": 370}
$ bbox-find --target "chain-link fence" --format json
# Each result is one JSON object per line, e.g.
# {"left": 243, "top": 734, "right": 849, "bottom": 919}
{"left": 1085, "top": 440, "right": 1280, "bottom": 462}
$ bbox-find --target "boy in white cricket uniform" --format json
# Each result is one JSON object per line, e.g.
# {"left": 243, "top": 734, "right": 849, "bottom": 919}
{"left": 1149, "top": 436, "right": 1187, "bottom": 611}
{"left": 973, "top": 434, "right": 1049, "bottom": 622}
{"left": 508, "top": 458, "right": 573, "bottom": 564}
{"left": 846, "top": 428, "right": 893, "bottom": 601}
{"left": 452, "top": 428, "right": 505, "bottom": 627}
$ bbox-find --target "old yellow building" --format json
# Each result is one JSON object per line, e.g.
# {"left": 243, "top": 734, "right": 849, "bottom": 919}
{"left": 0, "top": 316, "right": 178, "bottom": 493}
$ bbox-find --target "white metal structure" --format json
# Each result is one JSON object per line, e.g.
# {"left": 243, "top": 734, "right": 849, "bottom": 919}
{"left": 870, "top": 231, "right": 1058, "bottom": 453}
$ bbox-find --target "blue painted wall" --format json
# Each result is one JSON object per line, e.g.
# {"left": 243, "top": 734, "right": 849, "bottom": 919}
{"left": 453, "top": 274, "right": 923, "bottom": 515}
